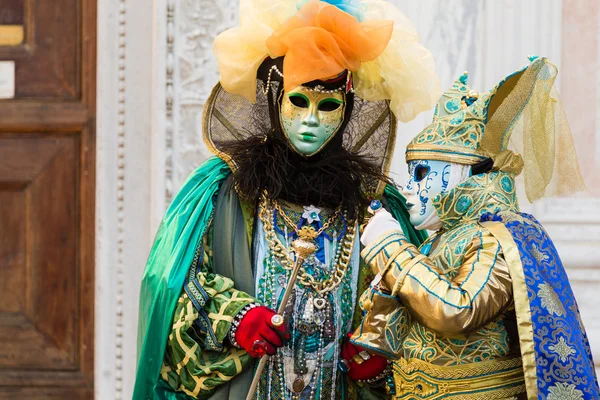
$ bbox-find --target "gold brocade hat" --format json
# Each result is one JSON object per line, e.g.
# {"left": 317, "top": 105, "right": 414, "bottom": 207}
{"left": 406, "top": 56, "right": 586, "bottom": 202}
{"left": 406, "top": 70, "right": 493, "bottom": 165}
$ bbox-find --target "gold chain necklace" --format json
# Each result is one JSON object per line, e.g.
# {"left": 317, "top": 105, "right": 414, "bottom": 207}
{"left": 273, "top": 200, "right": 341, "bottom": 241}
{"left": 259, "top": 194, "right": 356, "bottom": 295}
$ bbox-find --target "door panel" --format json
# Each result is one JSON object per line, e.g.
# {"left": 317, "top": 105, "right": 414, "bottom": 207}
{"left": 0, "top": 136, "right": 79, "bottom": 370}
{"left": 0, "top": 0, "right": 95, "bottom": 397}
{"left": 0, "top": 0, "right": 79, "bottom": 98}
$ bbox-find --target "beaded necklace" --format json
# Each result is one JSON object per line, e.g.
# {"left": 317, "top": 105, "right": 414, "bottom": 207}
{"left": 256, "top": 198, "right": 358, "bottom": 400}
{"left": 259, "top": 196, "right": 356, "bottom": 297}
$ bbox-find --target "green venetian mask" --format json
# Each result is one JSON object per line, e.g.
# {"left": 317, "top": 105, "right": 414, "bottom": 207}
{"left": 279, "top": 85, "right": 346, "bottom": 156}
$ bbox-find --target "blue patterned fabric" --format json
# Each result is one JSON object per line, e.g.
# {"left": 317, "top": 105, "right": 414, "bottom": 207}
{"left": 481, "top": 211, "right": 600, "bottom": 399}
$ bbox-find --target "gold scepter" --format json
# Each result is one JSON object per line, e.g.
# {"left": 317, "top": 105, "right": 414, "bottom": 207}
{"left": 245, "top": 238, "right": 316, "bottom": 400}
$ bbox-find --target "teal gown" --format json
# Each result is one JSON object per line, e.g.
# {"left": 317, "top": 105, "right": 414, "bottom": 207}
{"left": 133, "top": 156, "right": 426, "bottom": 400}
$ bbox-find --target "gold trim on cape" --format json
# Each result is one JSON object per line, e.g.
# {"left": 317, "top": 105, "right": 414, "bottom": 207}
{"left": 481, "top": 221, "right": 538, "bottom": 400}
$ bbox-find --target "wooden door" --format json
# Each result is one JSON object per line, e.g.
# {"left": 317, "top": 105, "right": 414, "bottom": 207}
{"left": 0, "top": 0, "right": 95, "bottom": 398}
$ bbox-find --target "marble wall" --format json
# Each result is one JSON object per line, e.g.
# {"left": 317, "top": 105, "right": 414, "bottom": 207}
{"left": 95, "top": 0, "right": 600, "bottom": 398}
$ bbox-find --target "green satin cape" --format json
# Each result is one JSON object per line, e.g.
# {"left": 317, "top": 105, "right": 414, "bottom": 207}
{"left": 134, "top": 157, "right": 231, "bottom": 399}
{"left": 133, "top": 156, "right": 426, "bottom": 399}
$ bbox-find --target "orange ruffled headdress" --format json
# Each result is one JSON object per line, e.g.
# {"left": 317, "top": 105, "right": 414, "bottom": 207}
{"left": 266, "top": 2, "right": 393, "bottom": 92}
{"left": 213, "top": 0, "right": 440, "bottom": 122}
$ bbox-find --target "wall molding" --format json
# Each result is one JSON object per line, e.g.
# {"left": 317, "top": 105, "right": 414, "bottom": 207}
{"left": 114, "top": 1, "right": 127, "bottom": 399}
{"left": 168, "top": 0, "right": 238, "bottom": 197}
{"left": 97, "top": 0, "right": 155, "bottom": 398}
{"left": 165, "top": 0, "right": 175, "bottom": 207}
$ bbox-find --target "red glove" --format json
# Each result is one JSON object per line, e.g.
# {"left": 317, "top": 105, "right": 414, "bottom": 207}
{"left": 234, "top": 306, "right": 287, "bottom": 358}
{"left": 341, "top": 333, "right": 388, "bottom": 381}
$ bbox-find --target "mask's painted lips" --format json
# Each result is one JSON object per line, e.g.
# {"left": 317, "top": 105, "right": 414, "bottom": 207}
{"left": 299, "top": 132, "right": 317, "bottom": 142}
{"left": 406, "top": 202, "right": 414, "bottom": 210}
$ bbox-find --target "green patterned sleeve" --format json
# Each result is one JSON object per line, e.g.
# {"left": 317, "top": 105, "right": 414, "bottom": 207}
{"left": 161, "top": 224, "right": 255, "bottom": 398}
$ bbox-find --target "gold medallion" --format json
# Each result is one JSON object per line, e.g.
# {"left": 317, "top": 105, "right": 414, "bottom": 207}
{"left": 298, "top": 226, "right": 318, "bottom": 241}
{"left": 292, "top": 376, "right": 305, "bottom": 393}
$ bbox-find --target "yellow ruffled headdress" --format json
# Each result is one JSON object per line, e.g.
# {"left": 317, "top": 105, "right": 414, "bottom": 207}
{"left": 213, "top": 0, "right": 439, "bottom": 122}
{"left": 406, "top": 56, "right": 586, "bottom": 202}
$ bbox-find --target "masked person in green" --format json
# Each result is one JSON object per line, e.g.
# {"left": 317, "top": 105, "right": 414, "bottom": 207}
{"left": 133, "top": 1, "right": 440, "bottom": 399}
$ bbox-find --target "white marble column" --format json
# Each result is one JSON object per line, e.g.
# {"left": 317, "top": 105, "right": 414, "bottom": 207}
{"left": 96, "top": 0, "right": 156, "bottom": 398}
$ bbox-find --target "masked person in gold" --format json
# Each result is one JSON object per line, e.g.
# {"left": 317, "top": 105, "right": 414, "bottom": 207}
{"left": 351, "top": 56, "right": 600, "bottom": 399}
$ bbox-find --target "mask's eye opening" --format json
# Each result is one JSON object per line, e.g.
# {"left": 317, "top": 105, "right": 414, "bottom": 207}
{"left": 289, "top": 94, "right": 309, "bottom": 108}
{"left": 318, "top": 99, "right": 342, "bottom": 112}
{"left": 414, "top": 165, "right": 430, "bottom": 182}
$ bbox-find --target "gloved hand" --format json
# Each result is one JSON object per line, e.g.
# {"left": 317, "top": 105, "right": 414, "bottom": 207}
{"left": 234, "top": 306, "right": 287, "bottom": 358}
{"left": 341, "top": 333, "right": 388, "bottom": 381}
{"left": 361, "top": 208, "right": 402, "bottom": 247}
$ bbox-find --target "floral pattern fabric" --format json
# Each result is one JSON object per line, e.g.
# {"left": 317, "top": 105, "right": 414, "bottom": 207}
{"left": 482, "top": 211, "right": 600, "bottom": 399}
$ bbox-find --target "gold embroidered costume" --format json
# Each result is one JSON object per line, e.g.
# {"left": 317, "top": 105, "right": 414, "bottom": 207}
{"left": 359, "top": 172, "right": 526, "bottom": 399}
{"left": 352, "top": 57, "right": 599, "bottom": 400}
